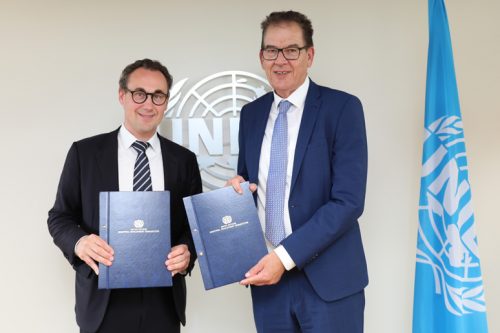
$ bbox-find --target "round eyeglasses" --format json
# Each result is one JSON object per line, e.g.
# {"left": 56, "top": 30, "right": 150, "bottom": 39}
{"left": 261, "top": 46, "right": 308, "bottom": 60}
{"left": 125, "top": 88, "right": 168, "bottom": 106}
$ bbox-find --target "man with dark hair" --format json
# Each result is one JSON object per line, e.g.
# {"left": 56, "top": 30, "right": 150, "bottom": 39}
{"left": 48, "top": 58, "right": 202, "bottom": 333}
{"left": 260, "top": 10, "right": 314, "bottom": 49}
{"left": 119, "top": 59, "right": 173, "bottom": 92}
{"left": 228, "top": 11, "right": 368, "bottom": 333}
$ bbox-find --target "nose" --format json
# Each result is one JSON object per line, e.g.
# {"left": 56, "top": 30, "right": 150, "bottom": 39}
{"left": 275, "top": 50, "right": 288, "bottom": 64}
{"left": 141, "top": 95, "right": 155, "bottom": 109}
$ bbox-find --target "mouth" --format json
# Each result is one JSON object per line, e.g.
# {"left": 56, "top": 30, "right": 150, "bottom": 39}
{"left": 273, "top": 71, "right": 290, "bottom": 76}
{"left": 137, "top": 111, "right": 156, "bottom": 119}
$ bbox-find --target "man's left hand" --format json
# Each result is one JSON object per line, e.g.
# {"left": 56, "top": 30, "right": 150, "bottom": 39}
{"left": 240, "top": 251, "right": 285, "bottom": 286}
{"left": 166, "top": 244, "right": 190, "bottom": 276}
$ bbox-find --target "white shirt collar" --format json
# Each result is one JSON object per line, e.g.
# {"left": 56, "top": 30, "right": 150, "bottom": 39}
{"left": 272, "top": 77, "right": 310, "bottom": 109}
{"left": 118, "top": 125, "right": 160, "bottom": 152}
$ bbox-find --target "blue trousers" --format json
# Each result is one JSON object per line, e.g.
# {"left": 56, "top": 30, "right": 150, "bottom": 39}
{"left": 251, "top": 269, "right": 364, "bottom": 333}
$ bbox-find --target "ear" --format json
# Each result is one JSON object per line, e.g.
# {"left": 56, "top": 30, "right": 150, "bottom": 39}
{"left": 259, "top": 50, "right": 265, "bottom": 68}
{"left": 162, "top": 100, "right": 169, "bottom": 115}
{"left": 307, "top": 47, "right": 315, "bottom": 67}
{"left": 118, "top": 88, "right": 126, "bottom": 106}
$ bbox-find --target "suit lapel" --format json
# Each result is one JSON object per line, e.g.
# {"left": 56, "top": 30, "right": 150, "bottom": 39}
{"left": 248, "top": 93, "right": 274, "bottom": 182}
{"left": 158, "top": 135, "right": 177, "bottom": 191}
{"left": 291, "top": 81, "right": 321, "bottom": 191}
{"left": 96, "top": 128, "right": 120, "bottom": 191}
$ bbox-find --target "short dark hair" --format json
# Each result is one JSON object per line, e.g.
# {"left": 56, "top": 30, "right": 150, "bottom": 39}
{"left": 260, "top": 11, "right": 314, "bottom": 49}
{"left": 119, "top": 58, "right": 173, "bottom": 96}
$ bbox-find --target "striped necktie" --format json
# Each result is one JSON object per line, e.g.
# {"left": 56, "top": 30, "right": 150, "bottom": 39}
{"left": 132, "top": 141, "right": 152, "bottom": 191}
{"left": 265, "top": 100, "right": 292, "bottom": 246}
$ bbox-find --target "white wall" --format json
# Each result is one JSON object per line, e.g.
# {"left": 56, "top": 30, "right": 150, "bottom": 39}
{"left": 0, "top": 1, "right": 498, "bottom": 332}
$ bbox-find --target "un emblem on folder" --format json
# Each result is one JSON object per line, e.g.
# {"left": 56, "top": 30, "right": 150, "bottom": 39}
{"left": 133, "top": 219, "right": 145, "bottom": 229}
{"left": 222, "top": 216, "right": 232, "bottom": 225}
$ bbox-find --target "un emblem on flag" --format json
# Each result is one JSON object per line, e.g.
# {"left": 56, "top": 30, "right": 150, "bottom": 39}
{"left": 417, "top": 115, "right": 486, "bottom": 316}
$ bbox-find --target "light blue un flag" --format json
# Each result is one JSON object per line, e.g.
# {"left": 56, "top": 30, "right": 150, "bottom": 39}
{"left": 413, "top": 0, "right": 488, "bottom": 332}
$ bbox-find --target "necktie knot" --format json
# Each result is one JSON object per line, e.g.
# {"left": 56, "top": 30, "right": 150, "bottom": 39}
{"left": 278, "top": 100, "right": 292, "bottom": 115}
{"left": 132, "top": 141, "right": 149, "bottom": 154}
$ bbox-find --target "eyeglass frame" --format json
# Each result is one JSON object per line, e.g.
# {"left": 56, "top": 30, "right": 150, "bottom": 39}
{"left": 260, "top": 46, "right": 309, "bottom": 60}
{"left": 124, "top": 87, "right": 169, "bottom": 106}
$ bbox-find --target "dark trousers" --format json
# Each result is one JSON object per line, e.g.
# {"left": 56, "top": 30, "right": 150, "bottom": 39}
{"left": 251, "top": 269, "right": 365, "bottom": 333}
{"left": 81, "top": 287, "right": 179, "bottom": 333}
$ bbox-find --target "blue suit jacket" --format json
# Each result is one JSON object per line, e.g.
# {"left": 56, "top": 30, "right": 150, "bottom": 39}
{"left": 237, "top": 80, "right": 368, "bottom": 301}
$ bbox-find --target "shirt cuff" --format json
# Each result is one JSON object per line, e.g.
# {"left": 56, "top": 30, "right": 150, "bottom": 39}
{"left": 74, "top": 235, "right": 87, "bottom": 255}
{"left": 274, "top": 245, "right": 296, "bottom": 271}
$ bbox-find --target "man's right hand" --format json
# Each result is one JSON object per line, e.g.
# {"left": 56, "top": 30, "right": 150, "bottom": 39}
{"left": 75, "top": 234, "right": 114, "bottom": 275}
{"left": 225, "top": 175, "right": 257, "bottom": 194}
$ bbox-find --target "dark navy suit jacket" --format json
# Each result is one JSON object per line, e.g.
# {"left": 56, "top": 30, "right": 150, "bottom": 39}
{"left": 48, "top": 128, "right": 202, "bottom": 332}
{"left": 238, "top": 80, "right": 368, "bottom": 301}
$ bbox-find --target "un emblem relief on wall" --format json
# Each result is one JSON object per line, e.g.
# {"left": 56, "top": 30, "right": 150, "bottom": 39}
{"left": 418, "top": 115, "right": 486, "bottom": 316}
{"left": 159, "top": 71, "right": 271, "bottom": 191}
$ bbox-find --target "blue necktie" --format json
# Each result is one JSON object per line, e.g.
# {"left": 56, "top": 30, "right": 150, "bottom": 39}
{"left": 132, "top": 141, "right": 152, "bottom": 191}
{"left": 265, "top": 100, "right": 292, "bottom": 246}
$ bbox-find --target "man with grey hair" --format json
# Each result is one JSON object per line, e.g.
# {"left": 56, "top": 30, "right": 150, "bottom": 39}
{"left": 228, "top": 11, "right": 368, "bottom": 332}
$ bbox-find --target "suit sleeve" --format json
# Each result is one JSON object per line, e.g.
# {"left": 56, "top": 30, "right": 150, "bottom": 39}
{"left": 178, "top": 151, "right": 202, "bottom": 273}
{"left": 47, "top": 143, "right": 91, "bottom": 276}
{"left": 282, "top": 96, "right": 368, "bottom": 269}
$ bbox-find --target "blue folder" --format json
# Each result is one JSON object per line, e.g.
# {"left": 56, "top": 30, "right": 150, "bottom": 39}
{"left": 183, "top": 182, "right": 267, "bottom": 290}
{"left": 98, "top": 191, "right": 172, "bottom": 289}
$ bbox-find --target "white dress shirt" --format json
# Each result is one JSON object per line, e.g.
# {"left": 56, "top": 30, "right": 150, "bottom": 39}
{"left": 257, "top": 77, "right": 310, "bottom": 270}
{"left": 118, "top": 125, "right": 164, "bottom": 191}
{"left": 74, "top": 126, "right": 164, "bottom": 253}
